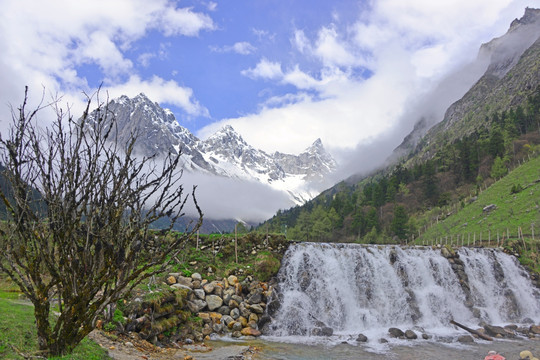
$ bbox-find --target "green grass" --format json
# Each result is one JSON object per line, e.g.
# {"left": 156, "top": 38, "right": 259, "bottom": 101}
{"left": 0, "top": 290, "right": 110, "bottom": 360}
{"left": 419, "top": 154, "right": 540, "bottom": 242}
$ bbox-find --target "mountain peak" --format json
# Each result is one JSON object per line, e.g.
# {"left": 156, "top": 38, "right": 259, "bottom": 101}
{"left": 510, "top": 7, "right": 540, "bottom": 30}
{"left": 308, "top": 138, "right": 323, "bottom": 150}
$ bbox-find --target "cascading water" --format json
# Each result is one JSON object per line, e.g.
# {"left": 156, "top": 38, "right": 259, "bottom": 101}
{"left": 264, "top": 243, "right": 540, "bottom": 342}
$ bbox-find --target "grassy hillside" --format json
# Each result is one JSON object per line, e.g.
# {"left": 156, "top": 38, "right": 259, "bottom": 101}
{"left": 418, "top": 154, "right": 540, "bottom": 240}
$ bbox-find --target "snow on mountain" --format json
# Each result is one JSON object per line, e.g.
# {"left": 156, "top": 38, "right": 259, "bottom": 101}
{"left": 88, "top": 94, "right": 337, "bottom": 206}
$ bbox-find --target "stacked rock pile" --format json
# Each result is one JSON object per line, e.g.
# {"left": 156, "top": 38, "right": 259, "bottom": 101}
{"left": 177, "top": 273, "right": 270, "bottom": 339}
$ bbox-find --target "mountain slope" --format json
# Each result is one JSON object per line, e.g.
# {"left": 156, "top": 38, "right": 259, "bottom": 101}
{"left": 88, "top": 93, "right": 337, "bottom": 207}
{"left": 398, "top": 7, "right": 540, "bottom": 162}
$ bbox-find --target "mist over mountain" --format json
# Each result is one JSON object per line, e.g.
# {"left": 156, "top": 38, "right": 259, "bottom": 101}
{"left": 394, "top": 7, "right": 540, "bottom": 162}
{"left": 86, "top": 94, "right": 337, "bottom": 227}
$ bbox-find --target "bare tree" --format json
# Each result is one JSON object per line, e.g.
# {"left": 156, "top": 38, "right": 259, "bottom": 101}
{"left": 0, "top": 87, "right": 203, "bottom": 356}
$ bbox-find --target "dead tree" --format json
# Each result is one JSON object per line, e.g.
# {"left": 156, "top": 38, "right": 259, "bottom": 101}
{"left": 0, "top": 87, "right": 203, "bottom": 356}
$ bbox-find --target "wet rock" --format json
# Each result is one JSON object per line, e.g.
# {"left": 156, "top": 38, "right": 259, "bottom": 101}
{"left": 247, "top": 292, "right": 262, "bottom": 304}
{"left": 388, "top": 327, "right": 405, "bottom": 338}
{"left": 232, "top": 322, "right": 243, "bottom": 331}
{"left": 484, "top": 324, "right": 509, "bottom": 337}
{"left": 356, "top": 334, "right": 368, "bottom": 342}
{"left": 241, "top": 327, "right": 261, "bottom": 337}
{"left": 405, "top": 330, "right": 417, "bottom": 339}
{"left": 311, "top": 326, "right": 333, "bottom": 336}
{"left": 458, "top": 335, "right": 474, "bottom": 343}
{"left": 249, "top": 304, "right": 264, "bottom": 314}
{"left": 530, "top": 325, "right": 540, "bottom": 335}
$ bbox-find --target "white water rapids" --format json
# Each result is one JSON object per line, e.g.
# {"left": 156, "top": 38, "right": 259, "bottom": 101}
{"left": 264, "top": 243, "right": 540, "bottom": 344}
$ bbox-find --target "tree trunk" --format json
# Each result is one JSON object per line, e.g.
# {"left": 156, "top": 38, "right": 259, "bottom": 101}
{"left": 34, "top": 300, "right": 52, "bottom": 353}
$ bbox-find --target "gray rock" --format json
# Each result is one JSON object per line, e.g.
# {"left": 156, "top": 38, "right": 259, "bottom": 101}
{"left": 191, "top": 273, "right": 202, "bottom": 281}
{"left": 218, "top": 305, "right": 231, "bottom": 315}
{"left": 231, "top": 295, "right": 243, "bottom": 304}
{"left": 187, "top": 299, "right": 207, "bottom": 313}
{"left": 458, "top": 335, "right": 474, "bottom": 343}
{"left": 388, "top": 327, "right": 405, "bottom": 338}
{"left": 484, "top": 324, "right": 509, "bottom": 337}
{"left": 228, "top": 299, "right": 239, "bottom": 309}
{"left": 212, "top": 323, "right": 224, "bottom": 333}
{"left": 356, "top": 334, "right": 368, "bottom": 342}
{"left": 249, "top": 304, "right": 264, "bottom": 314}
{"left": 230, "top": 308, "right": 240, "bottom": 319}
{"left": 222, "top": 315, "right": 234, "bottom": 326}
{"left": 247, "top": 292, "right": 262, "bottom": 304}
{"left": 203, "top": 282, "right": 216, "bottom": 294}
{"left": 239, "top": 303, "right": 251, "bottom": 318}
{"left": 194, "top": 289, "right": 206, "bottom": 300}
{"left": 405, "top": 330, "right": 417, "bottom": 340}
{"left": 232, "top": 322, "right": 243, "bottom": 331}
{"left": 311, "top": 326, "right": 333, "bottom": 336}
{"left": 206, "top": 294, "right": 223, "bottom": 311}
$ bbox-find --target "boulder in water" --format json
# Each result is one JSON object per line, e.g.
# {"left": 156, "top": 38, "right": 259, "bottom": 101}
{"left": 356, "top": 334, "right": 368, "bottom": 342}
{"left": 458, "top": 335, "right": 474, "bottom": 343}
{"left": 388, "top": 327, "right": 405, "bottom": 338}
{"left": 484, "top": 324, "right": 511, "bottom": 338}
{"left": 405, "top": 329, "right": 417, "bottom": 339}
{"left": 311, "top": 326, "right": 333, "bottom": 336}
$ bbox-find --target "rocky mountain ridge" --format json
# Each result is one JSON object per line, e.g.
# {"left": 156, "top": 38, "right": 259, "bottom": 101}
{"left": 88, "top": 93, "right": 337, "bottom": 205}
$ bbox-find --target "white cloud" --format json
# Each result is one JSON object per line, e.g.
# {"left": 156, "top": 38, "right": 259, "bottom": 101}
{"left": 314, "top": 26, "right": 357, "bottom": 68}
{"left": 159, "top": 6, "right": 215, "bottom": 36}
{"left": 0, "top": 0, "right": 215, "bottom": 132}
{"left": 241, "top": 58, "right": 283, "bottom": 80}
{"left": 210, "top": 41, "right": 256, "bottom": 55}
{"left": 201, "top": 0, "right": 536, "bottom": 182}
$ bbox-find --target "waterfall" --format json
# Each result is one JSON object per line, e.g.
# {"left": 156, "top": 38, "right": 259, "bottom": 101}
{"left": 264, "top": 243, "right": 540, "bottom": 340}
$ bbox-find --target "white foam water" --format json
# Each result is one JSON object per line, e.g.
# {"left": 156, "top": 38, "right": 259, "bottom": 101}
{"left": 264, "top": 243, "right": 540, "bottom": 344}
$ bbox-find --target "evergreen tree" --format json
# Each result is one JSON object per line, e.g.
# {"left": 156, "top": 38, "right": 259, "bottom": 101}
{"left": 391, "top": 205, "right": 409, "bottom": 240}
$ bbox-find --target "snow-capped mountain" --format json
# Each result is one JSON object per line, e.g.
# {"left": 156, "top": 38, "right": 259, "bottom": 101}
{"left": 88, "top": 93, "right": 337, "bottom": 205}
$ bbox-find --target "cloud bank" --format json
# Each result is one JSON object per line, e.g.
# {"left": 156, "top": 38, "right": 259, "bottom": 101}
{"left": 197, "top": 0, "right": 535, "bottom": 175}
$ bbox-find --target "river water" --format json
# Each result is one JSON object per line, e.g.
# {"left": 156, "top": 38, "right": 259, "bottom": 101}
{"left": 209, "top": 337, "right": 540, "bottom": 360}
{"left": 228, "top": 243, "right": 540, "bottom": 359}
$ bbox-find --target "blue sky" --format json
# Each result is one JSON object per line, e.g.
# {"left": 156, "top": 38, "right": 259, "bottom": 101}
{"left": 0, "top": 0, "right": 538, "bottom": 166}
